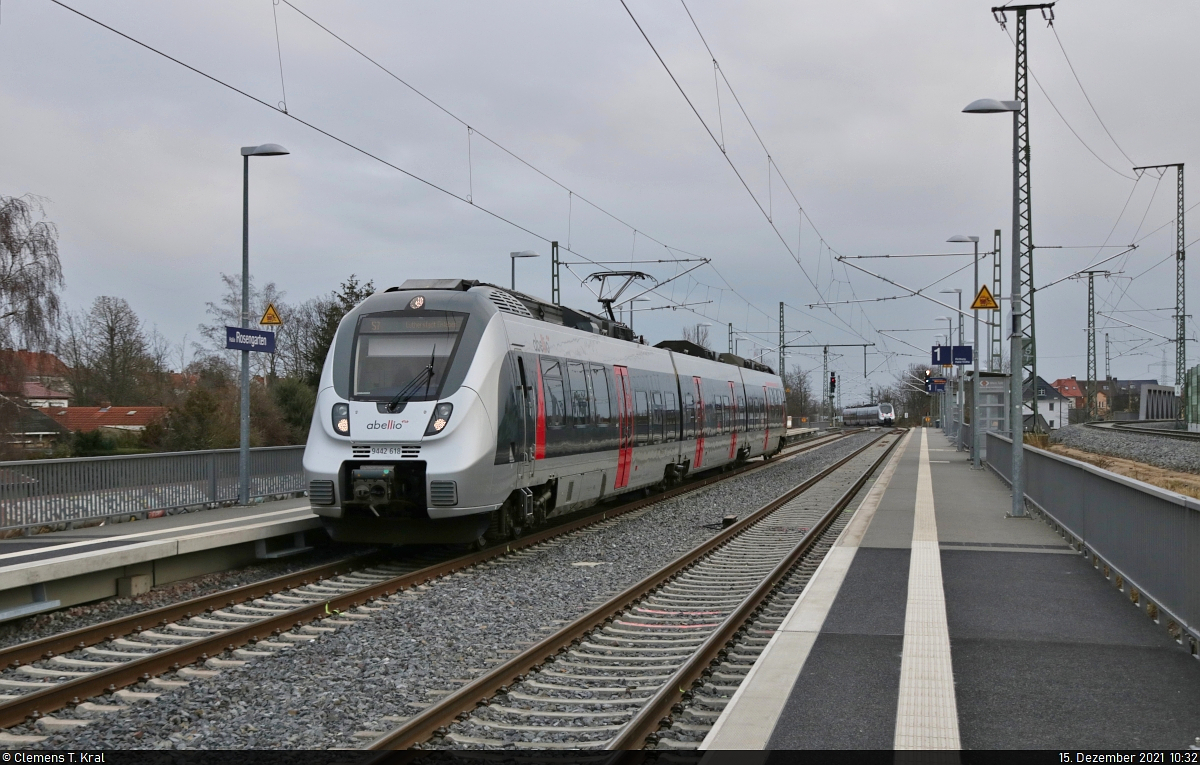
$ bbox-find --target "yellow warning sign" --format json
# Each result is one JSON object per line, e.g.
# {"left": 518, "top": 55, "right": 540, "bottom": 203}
{"left": 259, "top": 303, "right": 283, "bottom": 325}
{"left": 971, "top": 284, "right": 1000, "bottom": 311}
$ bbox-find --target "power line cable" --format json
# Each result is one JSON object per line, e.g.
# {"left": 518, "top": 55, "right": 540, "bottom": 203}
{"left": 270, "top": 0, "right": 288, "bottom": 112}
{"left": 279, "top": 0, "right": 798, "bottom": 337}
{"left": 1002, "top": 27, "right": 1136, "bottom": 180}
{"left": 51, "top": 0, "right": 796, "bottom": 339}
{"left": 1049, "top": 24, "right": 1136, "bottom": 166}
{"left": 618, "top": 0, "right": 870, "bottom": 347}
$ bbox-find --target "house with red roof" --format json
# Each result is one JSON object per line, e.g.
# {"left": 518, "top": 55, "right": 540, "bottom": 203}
{"left": 45, "top": 406, "right": 168, "bottom": 433}
{"left": 1050, "top": 376, "right": 1108, "bottom": 415}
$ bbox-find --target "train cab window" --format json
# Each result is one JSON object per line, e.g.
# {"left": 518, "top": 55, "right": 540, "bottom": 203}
{"left": 591, "top": 365, "right": 612, "bottom": 426}
{"left": 567, "top": 361, "right": 590, "bottom": 426}
{"left": 541, "top": 358, "right": 566, "bottom": 428}
{"left": 664, "top": 392, "right": 678, "bottom": 440}
{"left": 352, "top": 311, "right": 467, "bottom": 402}
{"left": 634, "top": 390, "right": 650, "bottom": 444}
{"left": 651, "top": 391, "right": 664, "bottom": 441}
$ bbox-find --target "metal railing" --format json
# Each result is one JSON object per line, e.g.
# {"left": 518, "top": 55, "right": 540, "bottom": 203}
{"left": 958, "top": 420, "right": 972, "bottom": 455}
{"left": 0, "top": 446, "right": 305, "bottom": 533}
{"left": 986, "top": 431, "right": 1200, "bottom": 648}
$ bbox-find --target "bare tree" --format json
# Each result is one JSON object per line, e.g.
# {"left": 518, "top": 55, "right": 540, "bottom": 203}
{"left": 56, "top": 297, "right": 166, "bottom": 406}
{"left": 682, "top": 323, "right": 711, "bottom": 349}
{"left": 886, "top": 363, "right": 934, "bottom": 426}
{"left": 197, "top": 273, "right": 289, "bottom": 381}
{"left": 0, "top": 195, "right": 64, "bottom": 350}
{"left": 783, "top": 367, "right": 814, "bottom": 421}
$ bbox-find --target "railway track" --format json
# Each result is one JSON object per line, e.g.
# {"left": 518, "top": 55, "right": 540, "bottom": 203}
{"left": 366, "top": 429, "right": 902, "bottom": 750}
{"left": 1085, "top": 419, "right": 1200, "bottom": 441}
{"left": 0, "top": 430, "right": 853, "bottom": 741}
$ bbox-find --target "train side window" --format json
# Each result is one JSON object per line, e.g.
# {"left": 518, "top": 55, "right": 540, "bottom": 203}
{"left": 634, "top": 390, "right": 650, "bottom": 444}
{"left": 724, "top": 395, "right": 732, "bottom": 432}
{"left": 713, "top": 394, "right": 724, "bottom": 433}
{"left": 651, "top": 391, "right": 664, "bottom": 441}
{"left": 591, "top": 365, "right": 611, "bottom": 426}
{"left": 567, "top": 361, "right": 589, "bottom": 426}
{"left": 685, "top": 392, "right": 695, "bottom": 426}
{"left": 664, "top": 392, "right": 677, "bottom": 440}
{"left": 541, "top": 358, "right": 566, "bottom": 428}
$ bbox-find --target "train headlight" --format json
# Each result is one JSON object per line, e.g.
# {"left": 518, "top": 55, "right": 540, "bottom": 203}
{"left": 424, "top": 402, "right": 454, "bottom": 435}
{"left": 332, "top": 403, "right": 351, "bottom": 436}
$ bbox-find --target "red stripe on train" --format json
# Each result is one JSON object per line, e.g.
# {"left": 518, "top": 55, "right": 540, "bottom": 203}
{"left": 535, "top": 362, "right": 546, "bottom": 460}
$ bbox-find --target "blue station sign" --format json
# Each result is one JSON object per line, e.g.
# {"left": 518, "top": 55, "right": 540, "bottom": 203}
{"left": 952, "top": 345, "right": 973, "bottom": 365}
{"left": 225, "top": 326, "right": 276, "bottom": 353}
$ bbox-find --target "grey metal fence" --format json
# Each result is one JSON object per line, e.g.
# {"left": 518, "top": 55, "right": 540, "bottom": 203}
{"left": 985, "top": 431, "right": 1200, "bottom": 647}
{"left": 958, "top": 420, "right": 972, "bottom": 455}
{"left": 0, "top": 446, "right": 305, "bottom": 532}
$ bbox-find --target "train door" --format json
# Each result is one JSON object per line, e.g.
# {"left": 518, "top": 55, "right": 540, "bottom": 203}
{"left": 728, "top": 381, "right": 738, "bottom": 459}
{"left": 693, "top": 377, "right": 705, "bottom": 469}
{"left": 763, "top": 385, "right": 771, "bottom": 452}
{"left": 511, "top": 355, "right": 534, "bottom": 481}
{"left": 614, "top": 366, "right": 634, "bottom": 488}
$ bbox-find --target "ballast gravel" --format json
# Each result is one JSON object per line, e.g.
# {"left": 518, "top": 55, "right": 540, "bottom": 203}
{"left": 1050, "top": 424, "right": 1200, "bottom": 474}
{"left": 0, "top": 543, "right": 373, "bottom": 651}
{"left": 23, "top": 432, "right": 881, "bottom": 750}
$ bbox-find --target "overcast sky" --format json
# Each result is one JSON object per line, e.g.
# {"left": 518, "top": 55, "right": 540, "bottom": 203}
{"left": 1, "top": 0, "right": 1194, "bottom": 403}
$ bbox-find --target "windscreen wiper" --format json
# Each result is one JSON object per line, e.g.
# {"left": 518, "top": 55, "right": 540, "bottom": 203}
{"left": 385, "top": 346, "right": 437, "bottom": 412}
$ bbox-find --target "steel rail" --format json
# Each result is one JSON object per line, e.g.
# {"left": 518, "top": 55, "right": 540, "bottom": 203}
{"left": 0, "top": 431, "right": 850, "bottom": 729}
{"left": 607, "top": 430, "right": 903, "bottom": 749}
{"left": 0, "top": 431, "right": 844, "bottom": 672}
{"left": 366, "top": 430, "right": 892, "bottom": 751}
{"left": 0, "top": 552, "right": 385, "bottom": 670}
{"left": 1085, "top": 419, "right": 1200, "bottom": 441}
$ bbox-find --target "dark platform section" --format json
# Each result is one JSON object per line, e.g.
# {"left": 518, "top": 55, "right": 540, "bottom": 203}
{"left": 750, "top": 429, "right": 1200, "bottom": 751}
{"left": 953, "top": 638, "right": 1200, "bottom": 749}
{"left": 941, "top": 549, "right": 1179, "bottom": 647}
{"left": 821, "top": 547, "right": 910, "bottom": 636}
{"left": 767, "top": 633, "right": 904, "bottom": 750}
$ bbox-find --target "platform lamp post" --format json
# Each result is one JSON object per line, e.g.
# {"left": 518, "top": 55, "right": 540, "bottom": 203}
{"left": 963, "top": 96, "right": 1027, "bottom": 517}
{"left": 238, "top": 143, "right": 289, "bottom": 507}
{"left": 949, "top": 236, "right": 982, "bottom": 468}
{"left": 935, "top": 318, "right": 954, "bottom": 437}
{"left": 941, "top": 288, "right": 964, "bottom": 449}
{"left": 510, "top": 250, "right": 539, "bottom": 291}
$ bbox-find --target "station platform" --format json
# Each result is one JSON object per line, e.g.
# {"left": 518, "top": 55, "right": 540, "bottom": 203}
{"left": 704, "top": 428, "right": 1200, "bottom": 750}
{"left": 0, "top": 499, "right": 321, "bottom": 620}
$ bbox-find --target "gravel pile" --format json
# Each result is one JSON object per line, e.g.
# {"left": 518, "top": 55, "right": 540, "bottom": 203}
{"left": 0, "top": 543, "right": 374, "bottom": 650}
{"left": 23, "top": 432, "right": 880, "bottom": 750}
{"left": 1050, "top": 424, "right": 1200, "bottom": 474}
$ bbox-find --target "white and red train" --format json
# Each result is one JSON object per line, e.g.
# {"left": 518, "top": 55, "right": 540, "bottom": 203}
{"left": 303, "top": 279, "right": 788, "bottom": 545}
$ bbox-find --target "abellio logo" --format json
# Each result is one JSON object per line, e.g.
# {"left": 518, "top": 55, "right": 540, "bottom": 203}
{"left": 366, "top": 420, "right": 404, "bottom": 430}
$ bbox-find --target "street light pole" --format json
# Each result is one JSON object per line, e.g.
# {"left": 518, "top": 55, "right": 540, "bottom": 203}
{"left": 964, "top": 95, "right": 1030, "bottom": 518}
{"left": 950, "top": 236, "right": 982, "bottom": 467}
{"left": 238, "top": 143, "right": 289, "bottom": 506}
{"left": 510, "top": 250, "right": 540, "bottom": 291}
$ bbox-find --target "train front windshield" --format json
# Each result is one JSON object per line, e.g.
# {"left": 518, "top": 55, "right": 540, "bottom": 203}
{"left": 352, "top": 311, "right": 467, "bottom": 402}
{"left": 879, "top": 403, "right": 894, "bottom": 417}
